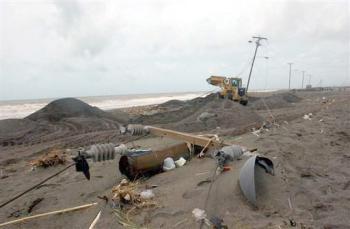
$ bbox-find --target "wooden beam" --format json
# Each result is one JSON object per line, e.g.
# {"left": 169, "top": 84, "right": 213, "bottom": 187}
{"left": 145, "top": 126, "right": 225, "bottom": 148}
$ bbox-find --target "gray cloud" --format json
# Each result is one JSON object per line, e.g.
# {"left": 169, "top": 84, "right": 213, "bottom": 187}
{"left": 54, "top": 0, "right": 82, "bottom": 35}
{"left": 0, "top": 0, "right": 349, "bottom": 100}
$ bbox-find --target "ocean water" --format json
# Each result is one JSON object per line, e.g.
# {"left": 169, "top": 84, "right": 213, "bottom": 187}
{"left": 0, "top": 92, "right": 206, "bottom": 120}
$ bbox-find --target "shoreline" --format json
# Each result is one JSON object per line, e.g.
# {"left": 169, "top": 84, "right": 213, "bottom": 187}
{"left": 0, "top": 89, "right": 284, "bottom": 120}
{"left": 0, "top": 91, "right": 205, "bottom": 120}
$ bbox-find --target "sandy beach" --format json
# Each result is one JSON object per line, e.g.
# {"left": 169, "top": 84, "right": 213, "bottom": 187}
{"left": 0, "top": 89, "right": 349, "bottom": 228}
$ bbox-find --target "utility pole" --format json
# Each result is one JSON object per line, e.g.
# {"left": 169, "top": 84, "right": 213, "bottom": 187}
{"left": 301, "top": 71, "right": 305, "bottom": 89}
{"left": 288, "top": 63, "right": 293, "bottom": 90}
{"left": 264, "top": 56, "right": 269, "bottom": 90}
{"left": 246, "top": 36, "right": 268, "bottom": 94}
{"left": 308, "top": 74, "right": 312, "bottom": 85}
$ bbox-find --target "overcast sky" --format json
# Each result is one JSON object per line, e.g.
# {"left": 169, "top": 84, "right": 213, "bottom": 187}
{"left": 0, "top": 0, "right": 349, "bottom": 100}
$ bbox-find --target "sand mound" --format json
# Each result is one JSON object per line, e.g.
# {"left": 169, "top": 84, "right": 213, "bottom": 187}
{"left": 249, "top": 92, "right": 302, "bottom": 110}
{"left": 0, "top": 98, "right": 127, "bottom": 147}
{"left": 26, "top": 98, "right": 114, "bottom": 122}
{"left": 132, "top": 94, "right": 263, "bottom": 133}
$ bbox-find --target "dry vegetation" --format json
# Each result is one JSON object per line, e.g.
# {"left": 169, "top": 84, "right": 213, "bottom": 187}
{"left": 30, "top": 149, "right": 67, "bottom": 168}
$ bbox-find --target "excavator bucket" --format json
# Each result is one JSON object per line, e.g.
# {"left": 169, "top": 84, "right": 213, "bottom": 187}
{"left": 206, "top": 76, "right": 227, "bottom": 86}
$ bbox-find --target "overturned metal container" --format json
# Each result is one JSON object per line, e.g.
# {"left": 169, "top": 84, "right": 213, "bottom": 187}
{"left": 239, "top": 155, "right": 274, "bottom": 206}
{"left": 119, "top": 142, "right": 190, "bottom": 179}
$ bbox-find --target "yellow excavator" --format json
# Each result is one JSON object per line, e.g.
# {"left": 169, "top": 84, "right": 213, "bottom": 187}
{"left": 207, "top": 36, "right": 268, "bottom": 106}
{"left": 207, "top": 76, "right": 248, "bottom": 105}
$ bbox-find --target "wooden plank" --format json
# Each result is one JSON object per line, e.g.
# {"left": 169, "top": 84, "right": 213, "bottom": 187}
{"left": 146, "top": 126, "right": 224, "bottom": 148}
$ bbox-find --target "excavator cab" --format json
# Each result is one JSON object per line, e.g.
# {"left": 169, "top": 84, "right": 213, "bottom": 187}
{"left": 231, "top": 78, "right": 240, "bottom": 87}
{"left": 207, "top": 76, "right": 248, "bottom": 105}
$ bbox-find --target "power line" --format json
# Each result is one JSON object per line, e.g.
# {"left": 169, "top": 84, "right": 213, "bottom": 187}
{"left": 246, "top": 36, "right": 268, "bottom": 94}
{"left": 236, "top": 56, "right": 253, "bottom": 77}
{"left": 264, "top": 56, "right": 270, "bottom": 90}
{"left": 301, "top": 71, "right": 305, "bottom": 89}
{"left": 308, "top": 74, "right": 312, "bottom": 85}
{"left": 288, "top": 63, "right": 293, "bottom": 90}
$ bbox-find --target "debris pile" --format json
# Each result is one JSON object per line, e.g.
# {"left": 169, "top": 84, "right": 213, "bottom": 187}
{"left": 112, "top": 179, "right": 157, "bottom": 210}
{"left": 30, "top": 149, "right": 67, "bottom": 168}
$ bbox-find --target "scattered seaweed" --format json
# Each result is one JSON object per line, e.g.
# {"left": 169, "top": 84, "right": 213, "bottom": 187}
{"left": 112, "top": 179, "right": 157, "bottom": 210}
{"left": 30, "top": 149, "right": 67, "bottom": 168}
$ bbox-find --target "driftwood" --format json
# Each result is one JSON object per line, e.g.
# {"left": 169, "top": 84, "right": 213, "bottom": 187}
{"left": 0, "top": 202, "right": 98, "bottom": 227}
{"left": 198, "top": 138, "right": 213, "bottom": 158}
{"left": 88, "top": 211, "right": 101, "bottom": 229}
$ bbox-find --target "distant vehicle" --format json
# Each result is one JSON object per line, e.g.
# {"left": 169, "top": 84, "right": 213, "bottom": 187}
{"left": 206, "top": 76, "right": 248, "bottom": 105}
{"left": 306, "top": 84, "right": 312, "bottom": 89}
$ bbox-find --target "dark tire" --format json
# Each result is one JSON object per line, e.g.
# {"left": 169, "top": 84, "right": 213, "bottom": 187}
{"left": 240, "top": 100, "right": 248, "bottom": 106}
{"left": 227, "top": 93, "right": 233, "bottom": 100}
{"left": 217, "top": 92, "right": 224, "bottom": 99}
